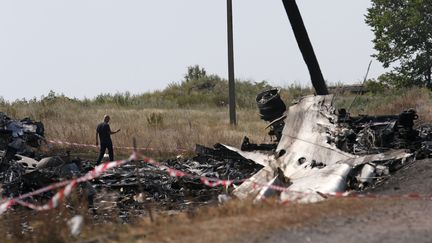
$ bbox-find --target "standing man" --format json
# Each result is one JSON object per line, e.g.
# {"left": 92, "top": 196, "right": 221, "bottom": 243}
{"left": 96, "top": 115, "right": 120, "bottom": 165}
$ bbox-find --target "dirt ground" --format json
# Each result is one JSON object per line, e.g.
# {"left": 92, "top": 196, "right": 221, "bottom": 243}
{"left": 241, "top": 158, "right": 432, "bottom": 243}
{"left": 3, "top": 155, "right": 430, "bottom": 242}
{"left": 117, "top": 158, "right": 432, "bottom": 243}
{"left": 252, "top": 200, "right": 432, "bottom": 243}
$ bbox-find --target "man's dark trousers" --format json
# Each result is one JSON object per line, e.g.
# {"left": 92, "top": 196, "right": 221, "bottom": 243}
{"left": 96, "top": 141, "right": 114, "bottom": 165}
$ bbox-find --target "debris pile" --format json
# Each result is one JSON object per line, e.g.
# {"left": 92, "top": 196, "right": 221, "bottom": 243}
{"left": 0, "top": 113, "right": 49, "bottom": 199}
{"left": 0, "top": 112, "right": 44, "bottom": 156}
{"left": 2, "top": 90, "right": 432, "bottom": 217}
{"left": 231, "top": 93, "right": 432, "bottom": 203}
{"left": 0, "top": 114, "right": 263, "bottom": 218}
{"left": 89, "top": 144, "right": 262, "bottom": 216}
{"left": 334, "top": 108, "right": 430, "bottom": 155}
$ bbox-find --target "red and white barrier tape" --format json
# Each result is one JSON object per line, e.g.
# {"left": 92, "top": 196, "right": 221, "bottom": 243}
{"left": 0, "top": 151, "right": 238, "bottom": 214}
{"left": 15, "top": 180, "right": 79, "bottom": 211}
{"left": 47, "top": 139, "right": 190, "bottom": 153}
{"left": 2, "top": 140, "right": 432, "bottom": 215}
{"left": 124, "top": 154, "right": 432, "bottom": 201}
{"left": 0, "top": 153, "right": 138, "bottom": 214}
{"left": 139, "top": 154, "right": 238, "bottom": 187}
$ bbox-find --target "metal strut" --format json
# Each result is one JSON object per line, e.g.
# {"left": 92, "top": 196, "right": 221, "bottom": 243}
{"left": 282, "top": 0, "right": 329, "bottom": 95}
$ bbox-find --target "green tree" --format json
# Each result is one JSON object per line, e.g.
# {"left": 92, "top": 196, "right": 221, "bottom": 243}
{"left": 366, "top": 0, "right": 432, "bottom": 88}
{"left": 184, "top": 65, "right": 207, "bottom": 82}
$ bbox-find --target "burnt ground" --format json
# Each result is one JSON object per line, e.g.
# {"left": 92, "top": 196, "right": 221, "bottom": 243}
{"left": 108, "top": 158, "right": 432, "bottom": 243}
{"left": 3, "top": 147, "right": 432, "bottom": 242}
{"left": 239, "top": 158, "right": 432, "bottom": 243}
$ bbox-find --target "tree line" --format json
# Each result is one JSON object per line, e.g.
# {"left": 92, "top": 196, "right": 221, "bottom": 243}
{"left": 366, "top": 0, "right": 432, "bottom": 88}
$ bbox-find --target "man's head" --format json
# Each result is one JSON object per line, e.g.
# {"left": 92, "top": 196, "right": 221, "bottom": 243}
{"left": 103, "top": 115, "right": 110, "bottom": 123}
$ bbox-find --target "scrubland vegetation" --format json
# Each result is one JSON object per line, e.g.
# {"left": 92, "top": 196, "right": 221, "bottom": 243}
{"left": 0, "top": 195, "right": 383, "bottom": 242}
{"left": 2, "top": 66, "right": 432, "bottom": 242}
{"left": 1, "top": 66, "right": 432, "bottom": 157}
{"left": 1, "top": 1, "right": 430, "bottom": 240}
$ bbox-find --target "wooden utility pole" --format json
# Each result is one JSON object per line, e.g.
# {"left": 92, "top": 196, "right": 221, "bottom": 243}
{"left": 227, "top": 0, "right": 237, "bottom": 125}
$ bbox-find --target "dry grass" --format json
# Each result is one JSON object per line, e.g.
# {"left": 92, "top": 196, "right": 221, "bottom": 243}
{"left": 1, "top": 88, "right": 432, "bottom": 242}
{"left": 106, "top": 198, "right": 387, "bottom": 243}
{"left": 3, "top": 103, "right": 266, "bottom": 158}
{"left": 0, "top": 197, "right": 388, "bottom": 242}
{"left": 335, "top": 88, "right": 432, "bottom": 123}
{"left": 0, "top": 193, "right": 130, "bottom": 243}
{"left": 3, "top": 88, "right": 432, "bottom": 159}
{"left": 369, "top": 88, "right": 432, "bottom": 124}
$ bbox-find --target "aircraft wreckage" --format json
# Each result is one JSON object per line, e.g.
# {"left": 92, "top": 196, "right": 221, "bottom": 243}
{"left": 224, "top": 0, "right": 429, "bottom": 203}
{"left": 1, "top": 0, "right": 432, "bottom": 217}
{"left": 0, "top": 92, "right": 430, "bottom": 215}
{"left": 225, "top": 90, "right": 423, "bottom": 203}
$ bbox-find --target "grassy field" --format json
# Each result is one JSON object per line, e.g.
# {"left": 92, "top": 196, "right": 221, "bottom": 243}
{"left": 3, "top": 88, "right": 432, "bottom": 155}
{"left": 1, "top": 87, "right": 432, "bottom": 242}
{"left": 334, "top": 88, "right": 432, "bottom": 124}
{"left": 2, "top": 88, "right": 431, "bottom": 157}
{"left": 3, "top": 104, "right": 266, "bottom": 158}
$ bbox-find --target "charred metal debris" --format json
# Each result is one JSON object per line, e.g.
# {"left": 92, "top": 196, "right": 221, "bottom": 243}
{"left": 249, "top": 89, "right": 431, "bottom": 157}
{"left": 0, "top": 112, "right": 262, "bottom": 217}
{"left": 232, "top": 90, "right": 432, "bottom": 203}
{"left": 1, "top": 89, "right": 432, "bottom": 217}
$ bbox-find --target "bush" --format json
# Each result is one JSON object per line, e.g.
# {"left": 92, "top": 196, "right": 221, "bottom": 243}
{"left": 1, "top": 65, "right": 314, "bottom": 110}
{"left": 364, "top": 79, "right": 387, "bottom": 94}
{"left": 147, "top": 112, "right": 164, "bottom": 127}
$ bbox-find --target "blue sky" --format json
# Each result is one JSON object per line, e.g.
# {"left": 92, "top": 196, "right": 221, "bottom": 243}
{"left": 0, "top": 0, "right": 384, "bottom": 101}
